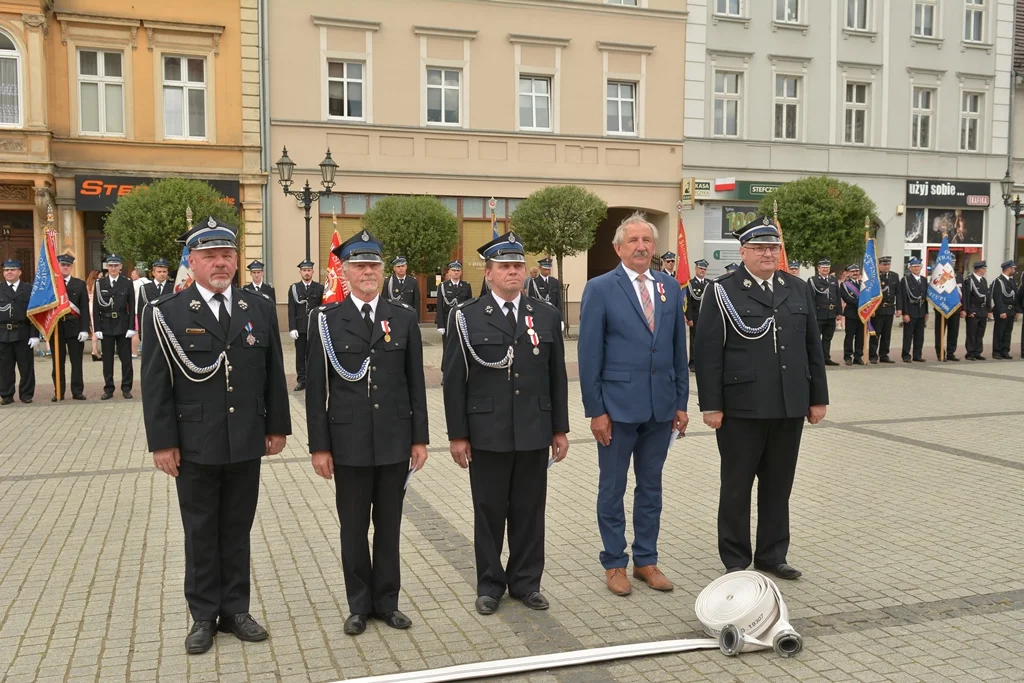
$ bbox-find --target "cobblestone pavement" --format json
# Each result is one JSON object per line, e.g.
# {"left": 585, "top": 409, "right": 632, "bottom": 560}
{"left": 2, "top": 339, "right": 1024, "bottom": 682}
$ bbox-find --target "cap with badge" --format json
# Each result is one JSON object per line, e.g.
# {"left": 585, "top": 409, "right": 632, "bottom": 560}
{"left": 247, "top": 260, "right": 264, "bottom": 271}
{"left": 3, "top": 259, "right": 21, "bottom": 269}
{"left": 909, "top": 257, "right": 922, "bottom": 266}
{"left": 151, "top": 257, "right": 170, "bottom": 268}
{"left": 817, "top": 258, "right": 831, "bottom": 267}
{"left": 661, "top": 252, "right": 676, "bottom": 262}
{"left": 177, "top": 216, "right": 237, "bottom": 251}
{"left": 478, "top": 231, "right": 525, "bottom": 263}
{"left": 1001, "top": 260, "right": 1015, "bottom": 270}
{"left": 448, "top": 260, "right": 462, "bottom": 270}
{"left": 538, "top": 257, "right": 553, "bottom": 268}
{"left": 694, "top": 259, "right": 709, "bottom": 268}
{"left": 733, "top": 215, "right": 781, "bottom": 245}
{"left": 333, "top": 229, "right": 383, "bottom": 263}
{"left": 847, "top": 264, "right": 861, "bottom": 273}
{"left": 297, "top": 260, "right": 314, "bottom": 269}
{"left": 973, "top": 260, "right": 986, "bottom": 270}
{"left": 56, "top": 254, "right": 75, "bottom": 265}
{"left": 878, "top": 256, "right": 892, "bottom": 265}
{"left": 391, "top": 256, "right": 407, "bottom": 267}
{"left": 105, "top": 254, "right": 123, "bottom": 265}
{"left": 788, "top": 260, "right": 800, "bottom": 269}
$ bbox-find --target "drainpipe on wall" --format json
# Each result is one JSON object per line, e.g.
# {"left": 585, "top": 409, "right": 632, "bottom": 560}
{"left": 258, "top": 0, "right": 273, "bottom": 277}
{"left": 1009, "top": 68, "right": 1020, "bottom": 262}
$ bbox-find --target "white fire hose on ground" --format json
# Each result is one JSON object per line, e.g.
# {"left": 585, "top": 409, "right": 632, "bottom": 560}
{"left": 338, "top": 571, "right": 802, "bottom": 683}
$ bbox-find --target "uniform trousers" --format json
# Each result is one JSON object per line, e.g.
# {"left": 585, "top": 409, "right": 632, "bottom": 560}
{"left": 993, "top": 315, "right": 1015, "bottom": 357}
{"left": 842, "top": 318, "right": 864, "bottom": 361}
{"left": 336, "top": 462, "right": 407, "bottom": 614}
{"left": 175, "top": 458, "right": 261, "bottom": 621}
{"left": 597, "top": 418, "right": 672, "bottom": 570}
{"left": 294, "top": 333, "right": 307, "bottom": 383}
{"left": 0, "top": 339, "right": 34, "bottom": 401}
{"left": 934, "top": 310, "right": 960, "bottom": 359}
{"left": 50, "top": 326, "right": 84, "bottom": 397}
{"left": 902, "top": 317, "right": 926, "bottom": 360}
{"left": 817, "top": 319, "right": 836, "bottom": 360}
{"left": 716, "top": 416, "right": 804, "bottom": 570}
{"left": 101, "top": 333, "right": 133, "bottom": 393}
{"left": 470, "top": 448, "right": 548, "bottom": 599}
{"left": 868, "top": 314, "right": 894, "bottom": 360}
{"left": 965, "top": 316, "right": 987, "bottom": 358}
{"left": 688, "top": 323, "right": 697, "bottom": 368}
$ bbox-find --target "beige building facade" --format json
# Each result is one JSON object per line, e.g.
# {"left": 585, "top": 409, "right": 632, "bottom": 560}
{"left": 267, "top": 0, "right": 687, "bottom": 322}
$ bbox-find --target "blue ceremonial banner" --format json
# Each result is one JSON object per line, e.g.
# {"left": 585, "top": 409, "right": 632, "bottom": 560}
{"left": 27, "top": 229, "right": 71, "bottom": 338}
{"left": 857, "top": 236, "right": 882, "bottom": 323}
{"left": 928, "top": 235, "right": 962, "bottom": 318}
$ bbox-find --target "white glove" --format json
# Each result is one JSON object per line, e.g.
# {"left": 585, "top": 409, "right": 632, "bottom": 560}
{"left": 561, "top": 321, "right": 565, "bottom": 332}
{"left": 126, "top": 330, "right": 136, "bottom": 338}
{"left": 94, "top": 331, "right": 103, "bottom": 340}
{"left": 77, "top": 332, "right": 89, "bottom": 343}
{"left": 289, "top": 330, "right": 299, "bottom": 340}
{"left": 437, "top": 328, "right": 445, "bottom": 336}
{"left": 28, "top": 338, "right": 40, "bottom": 349}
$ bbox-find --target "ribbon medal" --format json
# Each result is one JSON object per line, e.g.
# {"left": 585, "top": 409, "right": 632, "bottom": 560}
{"left": 244, "top": 321, "right": 256, "bottom": 347}
{"left": 525, "top": 315, "right": 540, "bottom": 355}
{"left": 382, "top": 320, "right": 392, "bottom": 343}
{"left": 657, "top": 281, "right": 667, "bottom": 302}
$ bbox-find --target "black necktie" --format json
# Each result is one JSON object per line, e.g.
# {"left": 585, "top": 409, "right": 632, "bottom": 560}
{"left": 504, "top": 301, "right": 516, "bottom": 330}
{"left": 156, "top": 283, "right": 163, "bottom": 295}
{"left": 362, "top": 303, "right": 373, "bottom": 333}
{"left": 213, "top": 293, "right": 230, "bottom": 335}
{"left": 762, "top": 282, "right": 771, "bottom": 294}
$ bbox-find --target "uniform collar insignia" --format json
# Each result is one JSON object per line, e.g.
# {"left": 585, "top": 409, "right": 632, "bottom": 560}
{"left": 742, "top": 279, "right": 752, "bottom": 288}
{"left": 190, "top": 300, "right": 201, "bottom": 311}
{"left": 526, "top": 303, "right": 533, "bottom": 312}
{"left": 484, "top": 305, "right": 493, "bottom": 315}
{"left": 238, "top": 298, "right": 248, "bottom": 310}
{"left": 777, "top": 276, "right": 785, "bottom": 286}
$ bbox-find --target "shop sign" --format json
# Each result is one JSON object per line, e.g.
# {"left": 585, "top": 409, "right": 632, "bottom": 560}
{"left": 74, "top": 175, "right": 241, "bottom": 212}
{"left": 905, "top": 179, "right": 990, "bottom": 208}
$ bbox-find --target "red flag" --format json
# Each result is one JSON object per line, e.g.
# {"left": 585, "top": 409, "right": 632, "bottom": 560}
{"left": 322, "top": 230, "right": 350, "bottom": 304}
{"left": 676, "top": 212, "right": 691, "bottom": 289}
{"left": 27, "top": 230, "right": 72, "bottom": 338}
{"left": 773, "top": 212, "right": 789, "bottom": 272}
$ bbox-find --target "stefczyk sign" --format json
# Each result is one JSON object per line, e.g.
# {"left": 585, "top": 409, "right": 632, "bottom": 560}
{"left": 74, "top": 175, "right": 241, "bottom": 212}
{"left": 905, "top": 179, "right": 990, "bottom": 208}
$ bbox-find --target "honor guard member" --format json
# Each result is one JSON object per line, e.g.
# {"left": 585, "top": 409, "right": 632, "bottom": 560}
{"left": 384, "top": 256, "right": 421, "bottom": 311}
{"left": 661, "top": 252, "right": 677, "bottom": 278}
{"left": 92, "top": 254, "right": 136, "bottom": 399}
{"left": 141, "top": 216, "right": 291, "bottom": 655}
{"left": 242, "top": 261, "right": 276, "bottom": 302}
{"left": 898, "top": 257, "right": 929, "bottom": 362}
{"left": 137, "top": 258, "right": 173, "bottom": 342}
{"left": 287, "top": 260, "right": 324, "bottom": 390}
{"left": 839, "top": 264, "right": 865, "bottom": 365}
{"left": 963, "top": 261, "right": 990, "bottom": 360}
{"left": 442, "top": 231, "right": 569, "bottom": 615}
{"left": 935, "top": 271, "right": 964, "bottom": 361}
{"left": 50, "top": 254, "right": 90, "bottom": 401}
{"left": 685, "top": 259, "right": 710, "bottom": 371}
{"left": 434, "top": 261, "right": 472, "bottom": 336}
{"left": 991, "top": 261, "right": 1017, "bottom": 359}
{"left": 869, "top": 256, "right": 899, "bottom": 364}
{"left": 788, "top": 260, "right": 801, "bottom": 277}
{"left": 306, "top": 231, "right": 429, "bottom": 636}
{"left": 527, "top": 258, "right": 563, "bottom": 319}
{"left": 808, "top": 259, "right": 840, "bottom": 366}
{"left": 694, "top": 216, "right": 829, "bottom": 579}
{"left": 0, "top": 259, "right": 39, "bottom": 404}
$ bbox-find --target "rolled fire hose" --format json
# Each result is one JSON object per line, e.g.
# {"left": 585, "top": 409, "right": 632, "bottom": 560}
{"left": 338, "top": 571, "right": 801, "bottom": 683}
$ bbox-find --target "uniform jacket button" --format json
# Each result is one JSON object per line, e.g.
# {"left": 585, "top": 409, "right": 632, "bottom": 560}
{"left": 229, "top": 407, "right": 235, "bottom": 413}
{"left": 514, "top": 390, "right": 520, "bottom": 395}
{"left": 373, "top": 404, "right": 380, "bottom": 409}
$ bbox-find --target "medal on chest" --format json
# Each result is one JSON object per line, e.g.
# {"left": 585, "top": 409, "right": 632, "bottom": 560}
{"left": 245, "top": 321, "right": 256, "bottom": 347}
{"left": 525, "top": 315, "right": 541, "bottom": 355}
{"left": 382, "top": 320, "right": 391, "bottom": 343}
{"left": 657, "top": 281, "right": 666, "bottom": 302}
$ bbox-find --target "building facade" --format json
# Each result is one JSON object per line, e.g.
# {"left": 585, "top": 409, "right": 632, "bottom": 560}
{"left": 0, "top": 0, "right": 262, "bottom": 282}
{"left": 683, "top": 0, "right": 1016, "bottom": 278}
{"left": 267, "top": 0, "right": 687, "bottom": 322}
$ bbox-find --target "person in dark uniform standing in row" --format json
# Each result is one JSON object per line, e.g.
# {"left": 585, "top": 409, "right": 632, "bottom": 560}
{"left": 443, "top": 232, "right": 569, "bottom": 615}
{"left": 899, "top": 257, "right": 929, "bottom": 363}
{"left": 435, "top": 261, "right": 472, "bottom": 337}
{"left": 839, "top": 264, "right": 865, "bottom": 365}
{"left": 990, "top": 260, "right": 1017, "bottom": 359}
{"left": 306, "top": 231, "right": 429, "bottom": 636}
{"left": 694, "top": 216, "right": 828, "bottom": 580}
{"left": 787, "top": 260, "right": 801, "bottom": 277}
{"left": 242, "top": 260, "right": 276, "bottom": 302}
{"left": 808, "top": 259, "right": 840, "bottom": 366}
{"left": 935, "top": 271, "right": 964, "bottom": 361}
{"left": 92, "top": 254, "right": 136, "bottom": 399}
{"left": 963, "top": 261, "right": 990, "bottom": 361}
{"left": 383, "top": 256, "right": 420, "bottom": 311}
{"left": 1, "top": 259, "right": 38, "bottom": 404}
{"left": 288, "top": 260, "right": 323, "bottom": 391}
{"left": 50, "top": 253, "right": 90, "bottom": 401}
{"left": 660, "top": 252, "right": 676, "bottom": 279}
{"left": 685, "top": 258, "right": 710, "bottom": 371}
{"left": 869, "top": 256, "right": 899, "bottom": 364}
{"left": 141, "top": 217, "right": 291, "bottom": 655}
{"left": 526, "top": 258, "right": 563, "bottom": 319}
{"left": 137, "top": 258, "right": 172, "bottom": 343}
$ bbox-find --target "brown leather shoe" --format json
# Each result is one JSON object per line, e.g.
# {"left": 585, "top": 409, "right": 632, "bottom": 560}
{"left": 633, "top": 565, "right": 674, "bottom": 591}
{"left": 605, "top": 568, "right": 631, "bottom": 596}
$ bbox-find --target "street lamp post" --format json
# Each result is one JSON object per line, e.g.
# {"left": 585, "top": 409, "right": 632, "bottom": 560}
{"left": 274, "top": 146, "right": 338, "bottom": 263}
{"left": 1000, "top": 171, "right": 1023, "bottom": 262}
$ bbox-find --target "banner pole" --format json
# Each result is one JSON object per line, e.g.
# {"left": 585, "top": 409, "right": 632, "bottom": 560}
{"left": 54, "top": 322, "right": 62, "bottom": 401}
{"left": 862, "top": 319, "right": 869, "bottom": 363}
{"left": 940, "top": 315, "right": 946, "bottom": 362}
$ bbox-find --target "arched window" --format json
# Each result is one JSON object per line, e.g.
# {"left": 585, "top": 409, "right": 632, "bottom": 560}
{"left": 0, "top": 30, "right": 21, "bottom": 126}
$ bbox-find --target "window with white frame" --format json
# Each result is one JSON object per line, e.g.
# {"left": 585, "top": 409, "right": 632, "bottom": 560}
{"left": 964, "top": 0, "right": 985, "bottom": 42}
{"left": 0, "top": 31, "right": 20, "bottom": 126}
{"left": 911, "top": 86, "right": 934, "bottom": 149}
{"left": 844, "top": 83, "right": 869, "bottom": 144}
{"left": 606, "top": 0, "right": 638, "bottom": 5}
{"left": 716, "top": 0, "right": 742, "bottom": 15}
{"left": 426, "top": 68, "right": 460, "bottom": 125}
{"left": 960, "top": 91, "right": 982, "bottom": 151}
{"left": 163, "top": 56, "right": 207, "bottom": 139}
{"left": 713, "top": 71, "right": 741, "bottom": 137}
{"left": 327, "top": 61, "right": 364, "bottom": 119}
{"left": 776, "top": 0, "right": 800, "bottom": 22}
{"left": 606, "top": 81, "right": 636, "bottom": 134}
{"left": 774, "top": 75, "right": 800, "bottom": 140}
{"left": 847, "top": 0, "right": 869, "bottom": 29}
{"left": 78, "top": 50, "right": 124, "bottom": 135}
{"left": 914, "top": 1, "right": 937, "bottom": 37}
{"left": 519, "top": 76, "right": 551, "bottom": 131}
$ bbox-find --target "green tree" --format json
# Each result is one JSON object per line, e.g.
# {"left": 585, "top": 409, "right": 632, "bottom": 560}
{"left": 510, "top": 185, "right": 608, "bottom": 313}
{"left": 757, "top": 176, "right": 878, "bottom": 270}
{"left": 361, "top": 195, "right": 459, "bottom": 276}
{"left": 104, "top": 178, "right": 240, "bottom": 267}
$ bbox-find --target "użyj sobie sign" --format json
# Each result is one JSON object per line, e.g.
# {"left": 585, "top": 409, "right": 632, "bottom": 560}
{"left": 905, "top": 179, "right": 990, "bottom": 208}
{"left": 74, "top": 175, "right": 241, "bottom": 212}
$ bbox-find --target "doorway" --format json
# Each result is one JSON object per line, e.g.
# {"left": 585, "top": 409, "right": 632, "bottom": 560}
{"left": 0, "top": 210, "right": 36, "bottom": 283}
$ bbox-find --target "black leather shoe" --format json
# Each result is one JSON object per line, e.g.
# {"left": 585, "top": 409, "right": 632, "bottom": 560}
{"left": 853, "top": 359, "right": 864, "bottom": 365}
{"left": 73, "top": 394, "right": 87, "bottom": 400}
{"left": 520, "top": 592, "right": 549, "bottom": 611}
{"left": 844, "top": 358, "right": 853, "bottom": 366}
{"left": 976, "top": 355, "right": 987, "bottom": 361}
{"left": 51, "top": 396, "right": 59, "bottom": 403}
{"left": 344, "top": 613, "right": 368, "bottom": 635}
{"left": 376, "top": 610, "right": 412, "bottom": 629}
{"left": 880, "top": 358, "right": 895, "bottom": 364}
{"left": 869, "top": 358, "right": 878, "bottom": 364}
{"left": 101, "top": 393, "right": 113, "bottom": 400}
{"left": 217, "top": 613, "right": 268, "bottom": 642}
{"left": 824, "top": 359, "right": 840, "bottom": 366}
{"left": 21, "top": 399, "right": 32, "bottom": 404}
{"left": 294, "top": 383, "right": 305, "bottom": 391}
{"left": 946, "top": 356, "right": 960, "bottom": 362}
{"left": 755, "top": 563, "right": 802, "bottom": 580}
{"left": 185, "top": 620, "right": 216, "bottom": 655}
{"left": 122, "top": 390, "right": 133, "bottom": 399}
{"left": 913, "top": 358, "right": 925, "bottom": 363}
{"left": 725, "top": 566, "right": 746, "bottom": 574}
{"left": 0, "top": 397, "right": 13, "bottom": 405}
{"left": 475, "top": 596, "right": 499, "bottom": 615}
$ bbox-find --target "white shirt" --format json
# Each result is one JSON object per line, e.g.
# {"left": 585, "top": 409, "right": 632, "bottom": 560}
{"left": 750, "top": 272, "right": 773, "bottom": 293}
{"left": 195, "top": 282, "right": 232, "bottom": 318}
{"left": 622, "top": 264, "right": 656, "bottom": 309}
{"left": 350, "top": 293, "right": 380, "bottom": 324}
{"left": 973, "top": 273, "right": 984, "bottom": 283}
{"left": 491, "top": 291, "right": 521, "bottom": 322}
{"left": 153, "top": 279, "right": 169, "bottom": 294}
{"left": 108, "top": 276, "right": 119, "bottom": 287}
{"left": 7, "top": 281, "right": 18, "bottom": 292}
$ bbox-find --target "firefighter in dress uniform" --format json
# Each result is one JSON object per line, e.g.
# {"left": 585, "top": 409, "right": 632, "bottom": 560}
{"left": 50, "top": 253, "right": 90, "bottom": 401}
{"left": 383, "top": 256, "right": 421, "bottom": 312}
{"left": 991, "top": 260, "right": 1017, "bottom": 359}
{"left": 434, "top": 261, "right": 472, "bottom": 337}
{"left": 963, "top": 261, "right": 990, "bottom": 361}
{"left": 0, "top": 259, "right": 39, "bottom": 404}
{"left": 899, "top": 257, "right": 929, "bottom": 362}
{"left": 287, "top": 260, "right": 324, "bottom": 390}
{"left": 526, "top": 258, "right": 563, "bottom": 328}
{"left": 685, "top": 258, "right": 710, "bottom": 371}
{"left": 808, "top": 259, "right": 840, "bottom": 366}
{"left": 869, "top": 256, "right": 899, "bottom": 364}
{"left": 92, "top": 254, "right": 136, "bottom": 399}
{"left": 242, "top": 260, "right": 276, "bottom": 302}
{"left": 839, "top": 264, "right": 865, "bottom": 365}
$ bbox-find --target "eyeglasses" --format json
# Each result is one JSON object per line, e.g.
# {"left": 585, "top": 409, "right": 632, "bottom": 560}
{"left": 743, "top": 245, "right": 782, "bottom": 255}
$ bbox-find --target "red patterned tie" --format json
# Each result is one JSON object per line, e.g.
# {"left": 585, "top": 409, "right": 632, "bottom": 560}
{"left": 637, "top": 273, "right": 655, "bottom": 332}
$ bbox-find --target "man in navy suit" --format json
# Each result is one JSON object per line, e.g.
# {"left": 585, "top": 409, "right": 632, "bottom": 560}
{"left": 578, "top": 213, "right": 689, "bottom": 597}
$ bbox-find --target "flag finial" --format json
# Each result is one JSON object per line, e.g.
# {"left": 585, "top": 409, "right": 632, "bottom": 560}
{"left": 186, "top": 205, "right": 193, "bottom": 225}
{"left": 773, "top": 199, "right": 779, "bottom": 217}
{"left": 46, "top": 203, "right": 54, "bottom": 227}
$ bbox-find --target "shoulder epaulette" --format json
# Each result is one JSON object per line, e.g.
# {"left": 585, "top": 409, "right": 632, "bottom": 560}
{"left": 457, "top": 297, "right": 480, "bottom": 310}
{"left": 714, "top": 271, "right": 736, "bottom": 283}
{"left": 524, "top": 294, "right": 559, "bottom": 312}
{"left": 150, "top": 288, "right": 182, "bottom": 306}
{"left": 317, "top": 301, "right": 343, "bottom": 313}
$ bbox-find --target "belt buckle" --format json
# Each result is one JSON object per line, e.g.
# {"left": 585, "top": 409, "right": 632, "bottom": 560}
{"left": 5, "top": 323, "right": 11, "bottom": 330}
{"left": 829, "top": 304, "right": 834, "bottom": 310}
{"left": 111, "top": 312, "right": 119, "bottom": 318}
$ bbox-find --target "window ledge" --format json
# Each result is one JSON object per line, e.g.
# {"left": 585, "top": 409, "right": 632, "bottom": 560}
{"left": 911, "top": 35, "right": 944, "bottom": 48}
{"left": 842, "top": 28, "right": 877, "bottom": 42}
{"left": 607, "top": 131, "right": 639, "bottom": 138}
{"left": 711, "top": 13, "right": 750, "bottom": 29}
{"left": 961, "top": 40, "right": 993, "bottom": 55}
{"left": 772, "top": 21, "right": 809, "bottom": 36}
